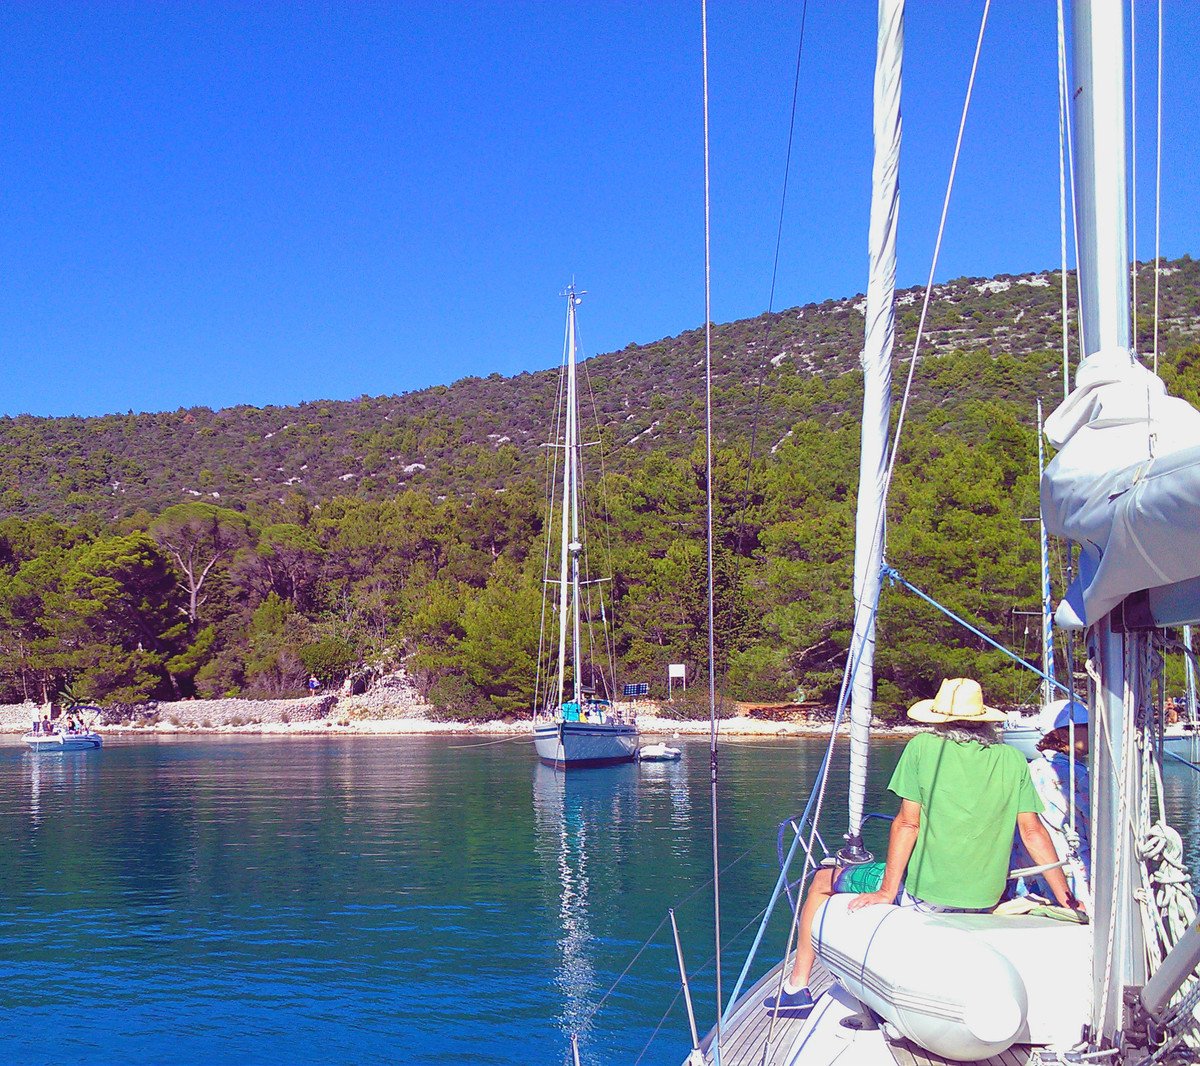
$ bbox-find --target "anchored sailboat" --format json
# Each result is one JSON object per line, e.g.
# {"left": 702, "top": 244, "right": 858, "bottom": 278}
{"left": 532, "top": 287, "right": 638, "bottom": 770}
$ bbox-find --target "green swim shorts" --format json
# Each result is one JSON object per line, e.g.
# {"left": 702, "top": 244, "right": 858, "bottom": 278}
{"left": 832, "top": 860, "right": 886, "bottom": 894}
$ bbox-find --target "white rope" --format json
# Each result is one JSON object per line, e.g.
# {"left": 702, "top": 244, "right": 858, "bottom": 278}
{"left": 1135, "top": 645, "right": 1200, "bottom": 1051}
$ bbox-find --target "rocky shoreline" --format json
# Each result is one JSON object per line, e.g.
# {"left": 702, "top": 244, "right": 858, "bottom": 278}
{"left": 0, "top": 693, "right": 920, "bottom": 739}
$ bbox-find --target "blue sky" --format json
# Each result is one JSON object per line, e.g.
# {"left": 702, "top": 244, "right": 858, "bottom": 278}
{"left": 1, "top": 2, "right": 1196, "bottom": 418}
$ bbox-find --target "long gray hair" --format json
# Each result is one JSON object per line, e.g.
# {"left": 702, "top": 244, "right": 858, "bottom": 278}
{"left": 933, "top": 720, "right": 1000, "bottom": 746}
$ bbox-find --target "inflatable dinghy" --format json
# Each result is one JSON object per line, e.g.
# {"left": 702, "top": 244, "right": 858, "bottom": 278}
{"left": 812, "top": 896, "right": 1090, "bottom": 1061}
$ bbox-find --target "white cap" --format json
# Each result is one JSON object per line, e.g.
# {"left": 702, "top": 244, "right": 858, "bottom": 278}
{"left": 1037, "top": 698, "right": 1088, "bottom": 735}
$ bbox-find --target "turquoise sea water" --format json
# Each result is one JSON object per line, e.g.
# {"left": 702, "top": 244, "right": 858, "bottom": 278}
{"left": 1, "top": 734, "right": 1197, "bottom": 1065}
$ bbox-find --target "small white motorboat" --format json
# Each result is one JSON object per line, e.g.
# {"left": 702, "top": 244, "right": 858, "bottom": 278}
{"left": 637, "top": 743, "right": 681, "bottom": 762}
{"left": 24, "top": 728, "right": 103, "bottom": 753}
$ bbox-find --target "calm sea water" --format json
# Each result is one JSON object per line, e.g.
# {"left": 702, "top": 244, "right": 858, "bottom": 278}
{"left": 1, "top": 734, "right": 1197, "bottom": 1065}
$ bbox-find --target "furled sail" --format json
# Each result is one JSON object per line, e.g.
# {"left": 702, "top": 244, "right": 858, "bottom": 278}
{"left": 845, "top": 0, "right": 902, "bottom": 848}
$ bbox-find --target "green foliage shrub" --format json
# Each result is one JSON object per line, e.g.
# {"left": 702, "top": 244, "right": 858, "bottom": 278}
{"left": 298, "top": 638, "right": 357, "bottom": 683}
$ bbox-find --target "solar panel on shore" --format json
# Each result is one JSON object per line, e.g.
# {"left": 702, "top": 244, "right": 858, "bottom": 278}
{"left": 622, "top": 683, "right": 649, "bottom": 697}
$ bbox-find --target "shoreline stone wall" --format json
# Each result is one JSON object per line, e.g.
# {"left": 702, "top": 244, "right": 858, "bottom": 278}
{"left": 0, "top": 701, "right": 42, "bottom": 733}
{"left": 110, "top": 695, "right": 340, "bottom": 728}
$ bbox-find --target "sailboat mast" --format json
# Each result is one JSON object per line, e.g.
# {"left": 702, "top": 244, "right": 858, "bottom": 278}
{"left": 556, "top": 291, "right": 576, "bottom": 708}
{"left": 567, "top": 291, "right": 583, "bottom": 703}
{"left": 845, "top": 0, "right": 902, "bottom": 856}
{"left": 1068, "top": 0, "right": 1145, "bottom": 1039}
{"left": 1037, "top": 399, "right": 1055, "bottom": 706}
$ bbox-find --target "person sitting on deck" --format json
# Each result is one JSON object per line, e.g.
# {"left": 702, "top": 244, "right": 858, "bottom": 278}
{"left": 766, "top": 677, "right": 1084, "bottom": 1019}
{"left": 1010, "top": 699, "right": 1091, "bottom": 907}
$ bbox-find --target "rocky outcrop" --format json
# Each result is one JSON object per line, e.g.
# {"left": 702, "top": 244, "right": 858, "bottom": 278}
{"left": 0, "top": 701, "right": 42, "bottom": 733}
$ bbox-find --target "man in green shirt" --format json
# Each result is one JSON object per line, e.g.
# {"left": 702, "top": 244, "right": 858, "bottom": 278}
{"left": 766, "top": 677, "right": 1081, "bottom": 1018}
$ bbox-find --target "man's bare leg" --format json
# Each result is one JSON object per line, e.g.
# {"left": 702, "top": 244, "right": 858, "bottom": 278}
{"left": 785, "top": 867, "right": 834, "bottom": 992}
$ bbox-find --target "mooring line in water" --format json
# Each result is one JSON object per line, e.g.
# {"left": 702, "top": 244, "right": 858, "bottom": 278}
{"left": 445, "top": 734, "right": 532, "bottom": 750}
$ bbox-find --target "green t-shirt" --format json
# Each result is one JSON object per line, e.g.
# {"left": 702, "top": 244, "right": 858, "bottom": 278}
{"left": 888, "top": 731, "right": 1042, "bottom": 909}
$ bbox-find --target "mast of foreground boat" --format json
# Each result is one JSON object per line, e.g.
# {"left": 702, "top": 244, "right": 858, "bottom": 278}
{"left": 1068, "top": 0, "right": 1144, "bottom": 1038}
{"left": 843, "top": 0, "right": 902, "bottom": 861}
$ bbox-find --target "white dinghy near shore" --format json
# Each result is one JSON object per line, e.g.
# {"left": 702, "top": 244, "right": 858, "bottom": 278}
{"left": 24, "top": 728, "right": 103, "bottom": 752}
{"left": 637, "top": 743, "right": 682, "bottom": 763}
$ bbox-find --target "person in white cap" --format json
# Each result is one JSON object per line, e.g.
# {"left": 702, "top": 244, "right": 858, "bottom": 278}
{"left": 1010, "top": 698, "right": 1091, "bottom": 906}
{"left": 767, "top": 677, "right": 1082, "bottom": 1019}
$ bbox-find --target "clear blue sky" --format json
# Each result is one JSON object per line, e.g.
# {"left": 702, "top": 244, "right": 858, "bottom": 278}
{"left": 1, "top": 2, "right": 1196, "bottom": 418}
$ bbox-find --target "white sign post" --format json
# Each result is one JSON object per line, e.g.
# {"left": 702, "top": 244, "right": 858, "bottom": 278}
{"left": 668, "top": 663, "right": 686, "bottom": 700}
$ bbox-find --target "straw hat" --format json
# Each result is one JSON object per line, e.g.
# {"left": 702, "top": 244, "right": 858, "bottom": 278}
{"left": 907, "top": 677, "right": 1006, "bottom": 724}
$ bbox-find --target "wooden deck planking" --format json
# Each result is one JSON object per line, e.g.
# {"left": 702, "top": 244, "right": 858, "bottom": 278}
{"left": 698, "top": 959, "right": 835, "bottom": 1065}
{"left": 698, "top": 960, "right": 1036, "bottom": 1066}
{"left": 886, "top": 1037, "right": 1035, "bottom": 1066}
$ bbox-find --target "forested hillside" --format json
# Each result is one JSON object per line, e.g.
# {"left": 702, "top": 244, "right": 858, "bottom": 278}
{"left": 1, "top": 257, "right": 1197, "bottom": 716}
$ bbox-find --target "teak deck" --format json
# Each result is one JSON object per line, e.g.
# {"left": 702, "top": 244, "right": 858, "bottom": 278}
{"left": 696, "top": 960, "right": 1035, "bottom": 1066}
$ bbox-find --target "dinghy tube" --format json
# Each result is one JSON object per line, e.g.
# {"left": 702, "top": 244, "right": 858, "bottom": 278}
{"left": 812, "top": 897, "right": 1027, "bottom": 1061}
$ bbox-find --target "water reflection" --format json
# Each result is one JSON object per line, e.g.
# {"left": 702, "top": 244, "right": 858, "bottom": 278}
{"left": 1162, "top": 757, "right": 1200, "bottom": 874}
{"left": 21, "top": 747, "right": 99, "bottom": 831}
{"left": 533, "top": 763, "right": 646, "bottom": 1057}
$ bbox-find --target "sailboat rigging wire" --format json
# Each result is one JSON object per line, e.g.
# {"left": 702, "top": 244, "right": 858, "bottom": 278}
{"left": 699, "top": 2, "right": 724, "bottom": 1050}
{"left": 1152, "top": 0, "right": 1163, "bottom": 375}
{"left": 1130, "top": 2, "right": 1139, "bottom": 357}
{"left": 878, "top": 0, "right": 990, "bottom": 503}
{"left": 768, "top": 0, "right": 810, "bottom": 317}
{"left": 1057, "top": 0, "right": 1087, "bottom": 366}
{"left": 579, "top": 350, "right": 622, "bottom": 694}
{"left": 1165, "top": 750, "right": 1200, "bottom": 775}
{"left": 534, "top": 325, "right": 573, "bottom": 714}
{"left": 446, "top": 733, "right": 532, "bottom": 750}
{"left": 724, "top": 598, "right": 879, "bottom": 1023}
{"left": 573, "top": 837, "right": 771, "bottom": 1056}
{"left": 730, "top": 0, "right": 810, "bottom": 634}
{"left": 884, "top": 567, "right": 1070, "bottom": 693}
{"left": 633, "top": 988, "right": 685, "bottom": 1066}
{"left": 1056, "top": 0, "right": 1075, "bottom": 398}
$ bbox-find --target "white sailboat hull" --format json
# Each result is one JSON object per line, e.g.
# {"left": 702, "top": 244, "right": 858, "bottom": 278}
{"left": 533, "top": 721, "right": 638, "bottom": 769}
{"left": 1001, "top": 720, "right": 1043, "bottom": 760}
{"left": 24, "top": 731, "right": 103, "bottom": 752}
{"left": 1163, "top": 724, "right": 1200, "bottom": 757}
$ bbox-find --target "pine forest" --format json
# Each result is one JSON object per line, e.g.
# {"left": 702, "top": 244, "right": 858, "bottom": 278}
{"left": 2, "top": 257, "right": 1199, "bottom": 718}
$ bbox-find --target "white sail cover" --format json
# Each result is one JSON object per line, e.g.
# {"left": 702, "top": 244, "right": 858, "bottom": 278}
{"left": 1042, "top": 346, "right": 1200, "bottom": 628}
